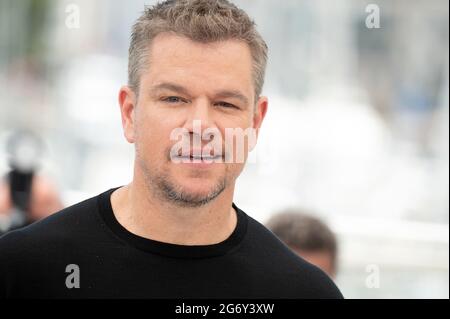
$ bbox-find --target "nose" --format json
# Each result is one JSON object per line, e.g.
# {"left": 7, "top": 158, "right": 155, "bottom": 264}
{"left": 183, "top": 97, "right": 215, "bottom": 134}
{"left": 181, "top": 98, "right": 223, "bottom": 156}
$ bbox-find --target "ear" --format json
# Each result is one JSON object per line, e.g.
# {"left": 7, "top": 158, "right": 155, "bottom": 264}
{"left": 118, "top": 86, "right": 137, "bottom": 144}
{"left": 249, "top": 96, "right": 268, "bottom": 151}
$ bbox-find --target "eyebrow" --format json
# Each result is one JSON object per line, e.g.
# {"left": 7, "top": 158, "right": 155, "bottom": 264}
{"left": 151, "top": 83, "right": 191, "bottom": 96}
{"left": 215, "top": 90, "right": 249, "bottom": 105}
{"left": 151, "top": 82, "right": 249, "bottom": 105}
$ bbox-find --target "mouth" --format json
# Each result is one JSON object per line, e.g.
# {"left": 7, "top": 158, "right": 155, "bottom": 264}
{"left": 175, "top": 154, "right": 223, "bottom": 162}
{"left": 171, "top": 148, "right": 224, "bottom": 164}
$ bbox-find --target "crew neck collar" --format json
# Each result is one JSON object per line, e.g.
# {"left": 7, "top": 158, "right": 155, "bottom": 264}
{"left": 97, "top": 187, "right": 248, "bottom": 259}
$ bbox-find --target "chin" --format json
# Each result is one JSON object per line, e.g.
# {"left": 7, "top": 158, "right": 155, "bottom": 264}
{"left": 178, "top": 179, "right": 217, "bottom": 195}
{"left": 177, "top": 172, "right": 226, "bottom": 192}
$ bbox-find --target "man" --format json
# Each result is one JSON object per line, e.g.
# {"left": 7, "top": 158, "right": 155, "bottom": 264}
{"left": 0, "top": 0, "right": 343, "bottom": 298}
{"left": 266, "top": 211, "right": 339, "bottom": 279}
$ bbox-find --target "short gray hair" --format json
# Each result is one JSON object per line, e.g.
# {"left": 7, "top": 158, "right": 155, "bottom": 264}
{"left": 129, "top": 0, "right": 268, "bottom": 100}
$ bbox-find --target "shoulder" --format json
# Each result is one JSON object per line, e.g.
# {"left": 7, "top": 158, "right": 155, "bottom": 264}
{"left": 240, "top": 211, "right": 344, "bottom": 299}
{"left": 0, "top": 191, "right": 112, "bottom": 298}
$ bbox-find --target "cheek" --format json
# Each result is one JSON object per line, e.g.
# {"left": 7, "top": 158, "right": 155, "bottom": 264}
{"left": 135, "top": 112, "right": 178, "bottom": 159}
{"left": 220, "top": 125, "right": 254, "bottom": 162}
{"left": 226, "top": 162, "right": 246, "bottom": 185}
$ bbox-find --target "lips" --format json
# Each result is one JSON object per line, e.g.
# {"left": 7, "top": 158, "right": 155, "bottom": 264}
{"left": 191, "top": 155, "right": 222, "bottom": 160}
{"left": 176, "top": 149, "right": 223, "bottom": 161}
{"left": 177, "top": 154, "right": 222, "bottom": 161}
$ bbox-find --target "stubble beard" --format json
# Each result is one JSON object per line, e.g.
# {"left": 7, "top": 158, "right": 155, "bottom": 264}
{"left": 137, "top": 151, "right": 228, "bottom": 208}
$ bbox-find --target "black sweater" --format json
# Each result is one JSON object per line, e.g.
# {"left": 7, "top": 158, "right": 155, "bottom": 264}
{"left": 0, "top": 188, "right": 343, "bottom": 299}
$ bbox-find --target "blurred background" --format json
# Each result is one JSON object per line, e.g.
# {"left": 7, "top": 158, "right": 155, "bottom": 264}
{"left": 0, "top": 0, "right": 448, "bottom": 298}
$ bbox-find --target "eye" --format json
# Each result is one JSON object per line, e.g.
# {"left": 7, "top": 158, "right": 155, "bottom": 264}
{"left": 215, "top": 101, "right": 238, "bottom": 109}
{"left": 162, "top": 96, "right": 185, "bottom": 104}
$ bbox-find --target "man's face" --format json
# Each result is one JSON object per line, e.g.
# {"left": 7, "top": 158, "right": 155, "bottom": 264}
{"left": 120, "top": 33, "right": 267, "bottom": 207}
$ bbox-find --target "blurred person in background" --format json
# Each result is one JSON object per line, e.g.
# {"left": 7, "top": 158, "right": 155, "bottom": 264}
{"left": 266, "top": 210, "right": 338, "bottom": 279}
{"left": 0, "top": 131, "right": 63, "bottom": 235}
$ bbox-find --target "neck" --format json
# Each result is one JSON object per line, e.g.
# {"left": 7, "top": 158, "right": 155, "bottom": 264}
{"left": 111, "top": 173, "right": 237, "bottom": 246}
